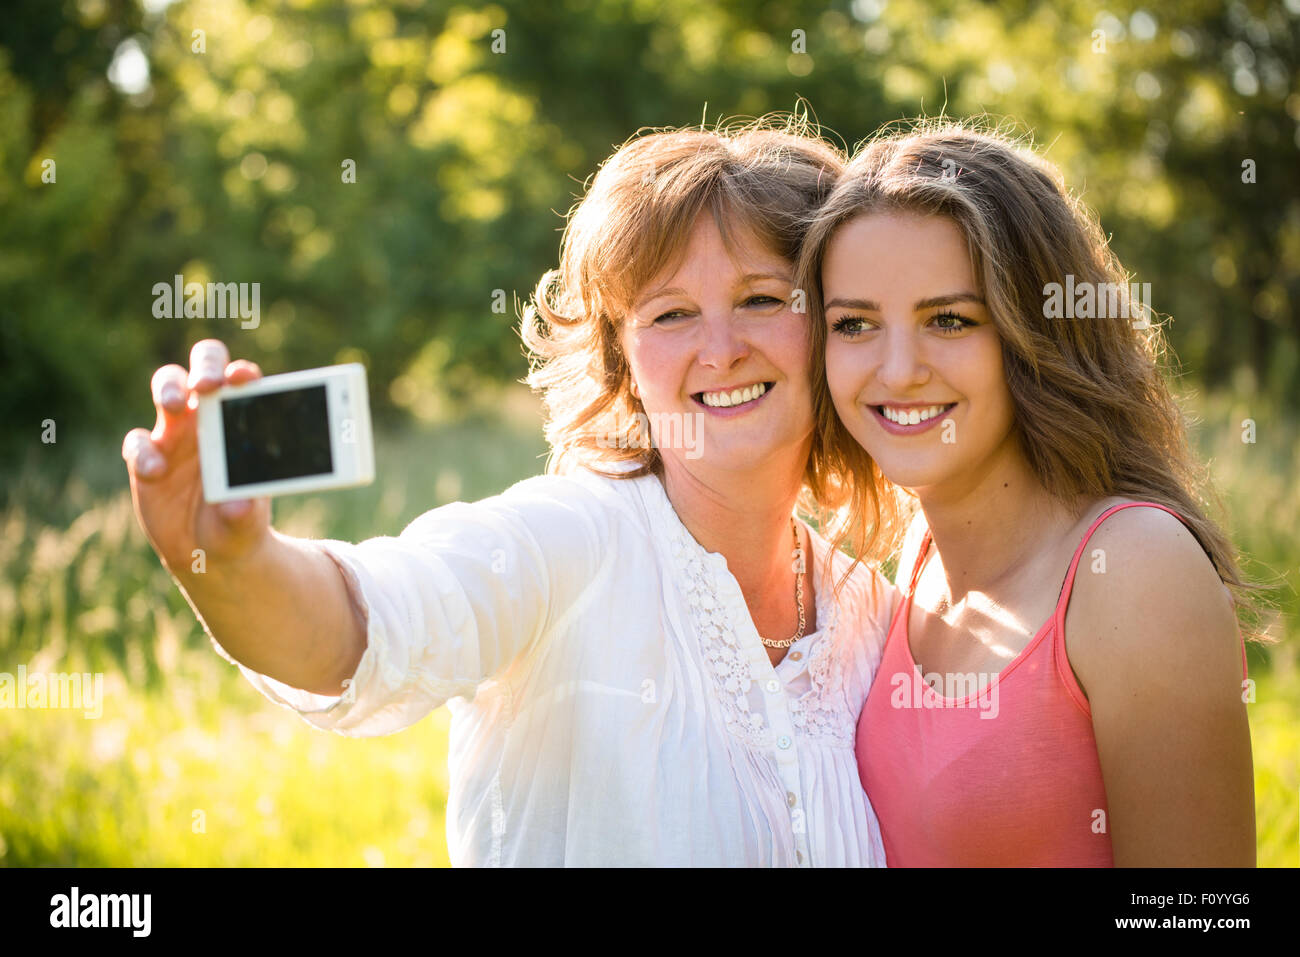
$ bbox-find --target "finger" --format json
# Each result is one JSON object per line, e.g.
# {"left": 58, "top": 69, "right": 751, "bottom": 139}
{"left": 214, "top": 496, "right": 270, "bottom": 534}
{"left": 152, "top": 364, "right": 190, "bottom": 414}
{"left": 150, "top": 365, "right": 192, "bottom": 444}
{"left": 122, "top": 428, "right": 165, "bottom": 480}
{"left": 225, "top": 359, "right": 262, "bottom": 386}
{"left": 188, "top": 339, "right": 231, "bottom": 393}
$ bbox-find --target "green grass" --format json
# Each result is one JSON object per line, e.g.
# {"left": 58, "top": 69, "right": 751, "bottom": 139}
{"left": 0, "top": 387, "right": 1296, "bottom": 866}
{"left": 0, "top": 671, "right": 454, "bottom": 866}
{"left": 1251, "top": 667, "right": 1300, "bottom": 868}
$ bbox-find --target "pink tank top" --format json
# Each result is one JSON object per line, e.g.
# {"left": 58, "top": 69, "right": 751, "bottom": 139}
{"left": 855, "top": 502, "right": 1248, "bottom": 867}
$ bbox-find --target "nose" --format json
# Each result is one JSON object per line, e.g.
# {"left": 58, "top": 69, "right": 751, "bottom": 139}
{"left": 876, "top": 324, "right": 931, "bottom": 393}
{"left": 696, "top": 311, "right": 750, "bottom": 371}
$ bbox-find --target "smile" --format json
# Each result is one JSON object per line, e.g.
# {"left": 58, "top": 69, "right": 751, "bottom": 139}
{"left": 693, "top": 381, "right": 773, "bottom": 409}
{"left": 879, "top": 404, "right": 952, "bottom": 425}
{"left": 872, "top": 402, "right": 957, "bottom": 434}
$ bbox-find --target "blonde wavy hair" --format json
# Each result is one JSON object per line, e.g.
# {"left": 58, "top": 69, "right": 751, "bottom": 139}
{"left": 521, "top": 113, "right": 853, "bottom": 516}
{"left": 796, "top": 117, "right": 1262, "bottom": 629}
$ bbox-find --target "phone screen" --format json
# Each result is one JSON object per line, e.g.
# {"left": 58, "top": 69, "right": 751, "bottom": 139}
{"left": 222, "top": 385, "right": 333, "bottom": 487}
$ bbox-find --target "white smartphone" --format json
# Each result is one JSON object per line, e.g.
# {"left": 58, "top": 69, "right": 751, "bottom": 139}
{"left": 196, "top": 363, "right": 375, "bottom": 503}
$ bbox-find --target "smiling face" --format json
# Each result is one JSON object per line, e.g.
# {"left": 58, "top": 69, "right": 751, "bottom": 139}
{"left": 619, "top": 211, "right": 814, "bottom": 478}
{"left": 821, "top": 210, "right": 1018, "bottom": 495}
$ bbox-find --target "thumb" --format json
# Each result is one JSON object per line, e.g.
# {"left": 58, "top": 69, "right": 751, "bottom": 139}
{"left": 216, "top": 499, "right": 255, "bottom": 522}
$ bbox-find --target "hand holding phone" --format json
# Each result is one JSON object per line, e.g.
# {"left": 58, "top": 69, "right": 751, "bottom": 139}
{"left": 123, "top": 341, "right": 375, "bottom": 584}
{"left": 123, "top": 340, "right": 273, "bottom": 579}
{"left": 196, "top": 363, "right": 374, "bottom": 503}
{"left": 122, "top": 340, "right": 371, "bottom": 695}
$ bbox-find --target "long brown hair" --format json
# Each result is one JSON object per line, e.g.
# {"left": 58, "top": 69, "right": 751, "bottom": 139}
{"left": 796, "top": 117, "right": 1262, "bottom": 630}
{"left": 521, "top": 113, "right": 847, "bottom": 511}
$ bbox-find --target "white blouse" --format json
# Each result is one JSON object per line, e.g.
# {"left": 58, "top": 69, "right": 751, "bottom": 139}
{"left": 213, "top": 463, "right": 899, "bottom": 866}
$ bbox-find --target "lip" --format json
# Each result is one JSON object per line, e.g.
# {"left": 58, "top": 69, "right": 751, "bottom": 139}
{"left": 870, "top": 402, "right": 957, "bottom": 436}
{"left": 691, "top": 381, "right": 775, "bottom": 417}
{"left": 870, "top": 400, "right": 952, "bottom": 409}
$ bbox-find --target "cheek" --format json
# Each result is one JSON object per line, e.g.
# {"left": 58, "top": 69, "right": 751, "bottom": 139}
{"left": 758, "top": 314, "right": 813, "bottom": 399}
{"left": 626, "top": 338, "right": 682, "bottom": 395}
{"left": 967, "top": 340, "right": 1016, "bottom": 434}
{"left": 823, "top": 339, "right": 863, "bottom": 406}
{"left": 991, "top": 380, "right": 1018, "bottom": 437}
{"left": 776, "top": 313, "right": 813, "bottom": 367}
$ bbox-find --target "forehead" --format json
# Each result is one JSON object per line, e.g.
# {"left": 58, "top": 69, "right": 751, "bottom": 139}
{"left": 823, "top": 211, "right": 973, "bottom": 286}
{"left": 635, "top": 211, "right": 791, "bottom": 294}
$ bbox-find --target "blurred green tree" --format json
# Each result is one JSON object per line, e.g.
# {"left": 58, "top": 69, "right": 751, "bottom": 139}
{"left": 0, "top": 0, "right": 1295, "bottom": 470}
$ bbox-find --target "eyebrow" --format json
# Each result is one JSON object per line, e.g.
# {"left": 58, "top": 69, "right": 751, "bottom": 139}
{"left": 636, "top": 286, "right": 687, "bottom": 310}
{"left": 635, "top": 272, "right": 793, "bottom": 310}
{"left": 824, "top": 292, "right": 986, "bottom": 311}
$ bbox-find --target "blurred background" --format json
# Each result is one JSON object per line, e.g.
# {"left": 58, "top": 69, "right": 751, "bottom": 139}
{"left": 0, "top": 0, "right": 1296, "bottom": 866}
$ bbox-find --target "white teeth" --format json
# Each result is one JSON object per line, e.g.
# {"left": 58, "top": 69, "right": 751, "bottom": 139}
{"left": 702, "top": 382, "right": 767, "bottom": 407}
{"left": 881, "top": 404, "right": 948, "bottom": 425}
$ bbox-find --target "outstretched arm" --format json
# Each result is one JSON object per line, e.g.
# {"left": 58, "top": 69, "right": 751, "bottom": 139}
{"left": 122, "top": 339, "right": 365, "bottom": 696}
{"left": 125, "top": 340, "right": 609, "bottom": 735}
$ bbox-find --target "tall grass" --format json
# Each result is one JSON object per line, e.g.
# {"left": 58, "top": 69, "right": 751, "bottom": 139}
{"left": 1185, "top": 387, "right": 1300, "bottom": 654}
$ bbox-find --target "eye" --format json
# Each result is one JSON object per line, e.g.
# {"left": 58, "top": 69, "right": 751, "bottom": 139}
{"left": 744, "top": 295, "right": 782, "bottom": 308}
{"left": 931, "top": 311, "right": 976, "bottom": 334}
{"left": 653, "top": 309, "right": 689, "bottom": 324}
{"left": 831, "top": 315, "right": 870, "bottom": 338}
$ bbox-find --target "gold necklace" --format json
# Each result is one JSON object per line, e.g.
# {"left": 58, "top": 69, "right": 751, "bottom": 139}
{"left": 759, "top": 518, "right": 806, "bottom": 649}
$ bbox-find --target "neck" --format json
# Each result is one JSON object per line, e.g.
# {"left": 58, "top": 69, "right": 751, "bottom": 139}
{"left": 659, "top": 448, "right": 807, "bottom": 600}
{"left": 914, "top": 433, "right": 1079, "bottom": 600}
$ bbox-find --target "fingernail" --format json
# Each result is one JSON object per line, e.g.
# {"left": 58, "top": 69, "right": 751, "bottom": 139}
{"left": 190, "top": 363, "right": 222, "bottom": 388}
{"left": 161, "top": 385, "right": 183, "bottom": 408}
{"left": 137, "top": 452, "right": 163, "bottom": 477}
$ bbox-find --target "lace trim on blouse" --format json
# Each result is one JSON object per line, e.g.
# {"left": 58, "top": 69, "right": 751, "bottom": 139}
{"left": 788, "top": 599, "right": 853, "bottom": 747}
{"left": 650, "top": 477, "right": 855, "bottom": 750}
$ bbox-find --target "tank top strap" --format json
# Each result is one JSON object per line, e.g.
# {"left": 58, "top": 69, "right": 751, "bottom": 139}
{"left": 1054, "top": 503, "right": 1161, "bottom": 614}
{"left": 1053, "top": 501, "right": 1248, "bottom": 682}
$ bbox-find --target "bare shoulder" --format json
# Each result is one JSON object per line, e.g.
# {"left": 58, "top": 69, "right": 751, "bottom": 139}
{"left": 1063, "top": 503, "right": 1255, "bottom": 865}
{"left": 1064, "top": 502, "right": 1241, "bottom": 702}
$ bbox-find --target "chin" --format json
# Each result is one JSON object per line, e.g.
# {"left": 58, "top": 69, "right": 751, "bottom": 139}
{"left": 694, "top": 444, "right": 779, "bottom": 473}
{"left": 875, "top": 466, "right": 940, "bottom": 491}
{"left": 864, "top": 450, "right": 956, "bottom": 491}
{"left": 700, "top": 430, "right": 800, "bottom": 472}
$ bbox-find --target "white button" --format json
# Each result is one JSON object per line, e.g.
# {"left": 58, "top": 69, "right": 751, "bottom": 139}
{"left": 777, "top": 735, "right": 791, "bottom": 750}
{"left": 789, "top": 652, "right": 802, "bottom": 661}
{"left": 765, "top": 678, "right": 780, "bottom": 693}
{"left": 787, "top": 791, "right": 797, "bottom": 808}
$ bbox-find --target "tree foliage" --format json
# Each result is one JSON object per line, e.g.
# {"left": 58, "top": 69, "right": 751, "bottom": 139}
{"left": 1, "top": 0, "right": 1296, "bottom": 460}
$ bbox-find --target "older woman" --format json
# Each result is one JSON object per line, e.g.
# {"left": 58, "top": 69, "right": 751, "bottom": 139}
{"left": 121, "top": 118, "right": 898, "bottom": 866}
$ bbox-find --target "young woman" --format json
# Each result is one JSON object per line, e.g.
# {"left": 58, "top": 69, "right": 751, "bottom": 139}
{"left": 121, "top": 118, "right": 899, "bottom": 866}
{"left": 798, "top": 121, "right": 1257, "bottom": 866}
